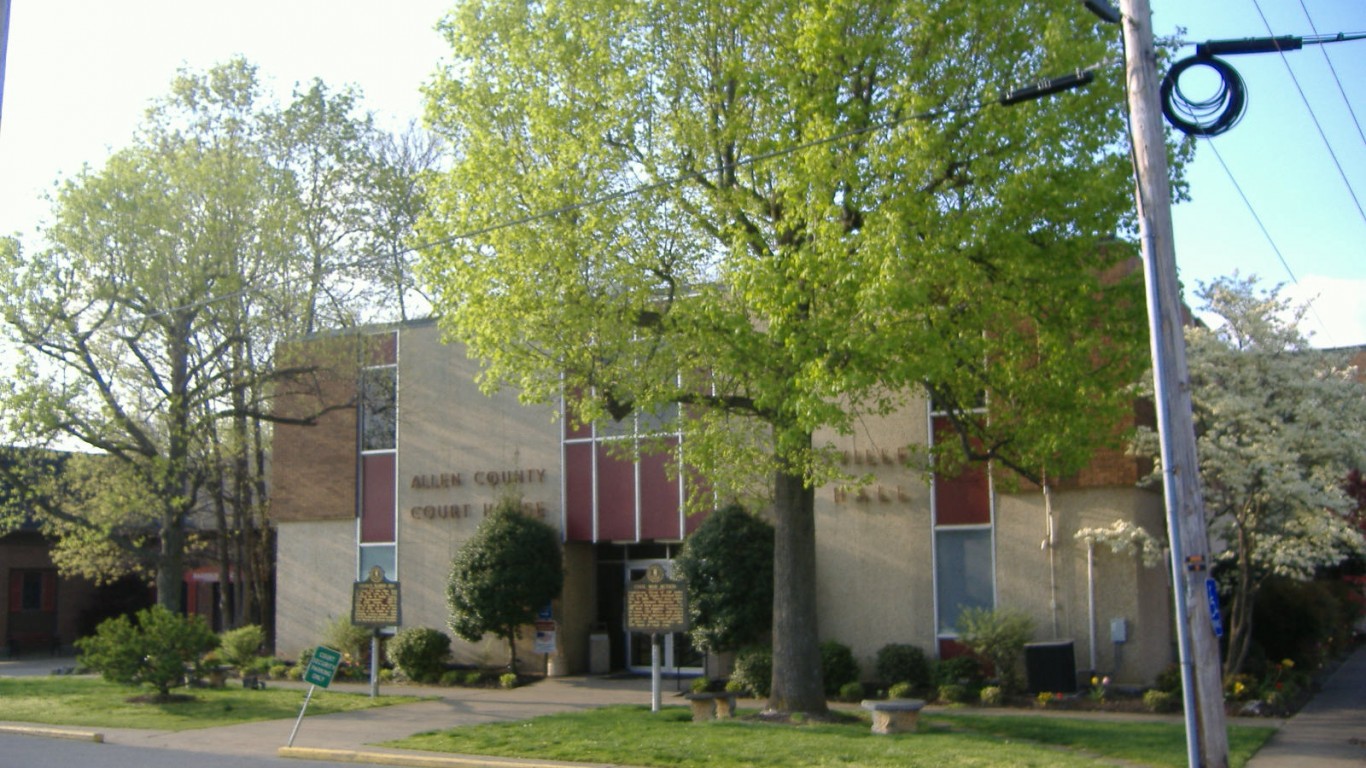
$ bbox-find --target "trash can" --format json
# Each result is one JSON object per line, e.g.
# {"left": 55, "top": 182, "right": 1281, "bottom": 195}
{"left": 589, "top": 632, "right": 611, "bottom": 675}
{"left": 1024, "top": 640, "right": 1077, "bottom": 694}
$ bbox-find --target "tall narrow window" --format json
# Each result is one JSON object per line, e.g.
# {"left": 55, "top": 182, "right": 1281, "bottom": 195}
{"left": 930, "top": 412, "right": 995, "bottom": 646}
{"left": 358, "top": 333, "right": 398, "bottom": 581}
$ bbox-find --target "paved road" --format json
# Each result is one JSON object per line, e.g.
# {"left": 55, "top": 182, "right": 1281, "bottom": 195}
{"left": 0, "top": 731, "right": 369, "bottom": 768}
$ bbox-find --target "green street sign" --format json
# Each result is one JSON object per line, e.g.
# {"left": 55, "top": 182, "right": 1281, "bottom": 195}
{"left": 304, "top": 645, "right": 343, "bottom": 688}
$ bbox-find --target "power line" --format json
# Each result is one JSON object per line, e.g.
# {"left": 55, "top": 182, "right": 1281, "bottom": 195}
{"left": 1295, "top": 0, "right": 1366, "bottom": 147}
{"left": 1202, "top": 136, "right": 1337, "bottom": 345}
{"left": 1250, "top": 0, "right": 1366, "bottom": 227}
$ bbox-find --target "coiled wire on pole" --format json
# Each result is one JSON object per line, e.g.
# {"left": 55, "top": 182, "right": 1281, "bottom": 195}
{"left": 1159, "top": 55, "right": 1247, "bottom": 136}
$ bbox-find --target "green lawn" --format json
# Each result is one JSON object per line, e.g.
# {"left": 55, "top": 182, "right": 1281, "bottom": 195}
{"left": 0, "top": 676, "right": 420, "bottom": 731}
{"left": 388, "top": 705, "right": 1277, "bottom": 768}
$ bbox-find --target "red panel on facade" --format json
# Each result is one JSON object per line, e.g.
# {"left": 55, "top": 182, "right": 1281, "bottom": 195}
{"left": 361, "top": 453, "right": 396, "bottom": 543}
{"left": 933, "top": 416, "right": 991, "bottom": 526}
{"left": 564, "top": 442, "right": 594, "bottom": 541}
{"left": 639, "top": 441, "right": 681, "bottom": 540}
{"left": 368, "top": 332, "right": 397, "bottom": 366}
{"left": 596, "top": 444, "right": 638, "bottom": 541}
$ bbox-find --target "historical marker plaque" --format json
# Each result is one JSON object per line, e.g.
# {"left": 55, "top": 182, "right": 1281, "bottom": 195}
{"left": 626, "top": 563, "right": 688, "bottom": 634}
{"left": 352, "top": 566, "right": 401, "bottom": 628}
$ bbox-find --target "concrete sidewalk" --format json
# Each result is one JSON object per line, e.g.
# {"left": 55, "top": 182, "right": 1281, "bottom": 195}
{"left": 1243, "top": 644, "right": 1366, "bottom": 768}
{"left": 4, "top": 647, "right": 1365, "bottom": 767}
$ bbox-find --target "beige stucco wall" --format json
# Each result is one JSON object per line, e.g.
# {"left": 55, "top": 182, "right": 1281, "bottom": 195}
{"left": 814, "top": 404, "right": 937, "bottom": 673}
{"left": 996, "top": 485, "right": 1172, "bottom": 686}
{"left": 393, "top": 324, "right": 568, "bottom": 668}
{"left": 810, "top": 401, "right": 1173, "bottom": 687}
{"left": 275, "top": 519, "right": 357, "bottom": 658}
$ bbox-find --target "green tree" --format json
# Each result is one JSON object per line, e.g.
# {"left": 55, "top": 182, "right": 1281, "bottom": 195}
{"left": 446, "top": 498, "right": 564, "bottom": 672}
{"left": 75, "top": 605, "right": 220, "bottom": 700}
{"left": 421, "top": 0, "right": 1149, "bottom": 714}
{"left": 1135, "top": 275, "right": 1366, "bottom": 675}
{"left": 676, "top": 504, "right": 774, "bottom": 654}
{"left": 0, "top": 58, "right": 432, "bottom": 620}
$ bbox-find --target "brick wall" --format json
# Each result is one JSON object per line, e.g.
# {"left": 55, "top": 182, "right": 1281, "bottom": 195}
{"left": 270, "top": 336, "right": 364, "bottom": 523}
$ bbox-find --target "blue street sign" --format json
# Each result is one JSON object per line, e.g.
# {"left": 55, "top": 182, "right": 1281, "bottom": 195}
{"left": 1205, "top": 578, "right": 1224, "bottom": 638}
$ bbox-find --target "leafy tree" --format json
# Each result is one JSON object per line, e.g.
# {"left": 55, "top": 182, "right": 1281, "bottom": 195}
{"left": 446, "top": 497, "right": 564, "bottom": 672}
{"left": 75, "top": 605, "right": 220, "bottom": 700}
{"left": 421, "top": 0, "right": 1149, "bottom": 714}
{"left": 676, "top": 504, "right": 774, "bottom": 655}
{"left": 0, "top": 58, "right": 433, "bottom": 620}
{"left": 1134, "top": 275, "right": 1366, "bottom": 675}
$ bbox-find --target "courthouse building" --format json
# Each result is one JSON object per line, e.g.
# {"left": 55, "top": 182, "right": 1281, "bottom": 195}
{"left": 270, "top": 319, "right": 1174, "bottom": 686}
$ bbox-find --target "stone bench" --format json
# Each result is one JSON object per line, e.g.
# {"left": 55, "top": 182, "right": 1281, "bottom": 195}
{"left": 861, "top": 698, "right": 925, "bottom": 734}
{"left": 685, "top": 691, "right": 739, "bottom": 721}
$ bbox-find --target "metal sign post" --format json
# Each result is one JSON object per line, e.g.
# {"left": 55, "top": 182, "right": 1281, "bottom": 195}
{"left": 352, "top": 566, "right": 402, "bottom": 699}
{"left": 287, "top": 646, "right": 342, "bottom": 747}
{"left": 625, "top": 564, "right": 688, "bottom": 714}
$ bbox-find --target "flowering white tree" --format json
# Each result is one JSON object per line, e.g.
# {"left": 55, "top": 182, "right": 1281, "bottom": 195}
{"left": 1135, "top": 275, "right": 1366, "bottom": 675}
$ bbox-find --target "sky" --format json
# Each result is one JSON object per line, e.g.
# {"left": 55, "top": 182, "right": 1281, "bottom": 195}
{"left": 1, "top": 0, "right": 1363, "bottom": 348}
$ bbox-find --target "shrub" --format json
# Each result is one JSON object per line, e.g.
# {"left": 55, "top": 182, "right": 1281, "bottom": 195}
{"left": 690, "top": 676, "right": 711, "bottom": 694}
{"left": 75, "top": 605, "right": 220, "bottom": 699}
{"left": 389, "top": 627, "right": 451, "bottom": 683}
{"left": 218, "top": 625, "right": 265, "bottom": 669}
{"left": 1144, "top": 689, "right": 1179, "bottom": 713}
{"left": 1154, "top": 663, "right": 1182, "bottom": 693}
{"left": 955, "top": 607, "right": 1034, "bottom": 695}
{"left": 499, "top": 672, "right": 519, "bottom": 689}
{"left": 724, "top": 679, "right": 746, "bottom": 694}
{"left": 838, "top": 681, "right": 865, "bottom": 702}
{"left": 731, "top": 645, "right": 772, "bottom": 698}
{"left": 675, "top": 504, "right": 775, "bottom": 653}
{"left": 1253, "top": 576, "right": 1356, "bottom": 670}
{"left": 440, "top": 670, "right": 465, "bottom": 686}
{"left": 937, "top": 683, "right": 970, "bottom": 704}
{"left": 323, "top": 615, "right": 373, "bottom": 666}
{"left": 934, "top": 655, "right": 985, "bottom": 687}
{"left": 463, "top": 671, "right": 484, "bottom": 686}
{"left": 887, "top": 681, "right": 915, "bottom": 699}
{"left": 875, "top": 643, "right": 932, "bottom": 690}
{"left": 287, "top": 665, "right": 304, "bottom": 680}
{"left": 819, "top": 640, "right": 860, "bottom": 696}
{"left": 979, "top": 685, "right": 1003, "bottom": 706}
{"left": 269, "top": 664, "right": 289, "bottom": 679}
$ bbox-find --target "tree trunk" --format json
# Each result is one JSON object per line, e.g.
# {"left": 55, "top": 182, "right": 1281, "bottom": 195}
{"left": 768, "top": 455, "right": 828, "bottom": 715}
{"left": 156, "top": 514, "right": 184, "bottom": 613}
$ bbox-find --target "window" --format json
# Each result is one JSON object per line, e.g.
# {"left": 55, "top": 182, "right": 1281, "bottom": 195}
{"left": 357, "top": 332, "right": 398, "bottom": 583}
{"left": 930, "top": 412, "right": 995, "bottom": 641}
{"left": 934, "top": 528, "right": 994, "bottom": 633}
{"left": 7, "top": 570, "right": 56, "bottom": 613}
{"left": 360, "top": 366, "right": 397, "bottom": 452}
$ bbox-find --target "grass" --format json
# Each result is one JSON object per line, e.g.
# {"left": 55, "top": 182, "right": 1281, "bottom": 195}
{"left": 0, "top": 676, "right": 421, "bottom": 731}
{"left": 388, "top": 705, "right": 1278, "bottom": 768}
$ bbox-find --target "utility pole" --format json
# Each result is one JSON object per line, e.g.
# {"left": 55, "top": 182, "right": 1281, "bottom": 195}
{"left": 1119, "top": 0, "right": 1229, "bottom": 766}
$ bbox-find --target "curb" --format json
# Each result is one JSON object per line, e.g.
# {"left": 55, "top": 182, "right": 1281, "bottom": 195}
{"left": 278, "top": 746, "right": 622, "bottom": 768}
{"left": 0, "top": 724, "right": 104, "bottom": 743}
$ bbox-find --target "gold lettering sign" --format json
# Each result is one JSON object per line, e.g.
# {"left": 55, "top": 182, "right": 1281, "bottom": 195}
{"left": 626, "top": 565, "right": 688, "bottom": 633}
{"left": 352, "top": 566, "right": 401, "bottom": 628}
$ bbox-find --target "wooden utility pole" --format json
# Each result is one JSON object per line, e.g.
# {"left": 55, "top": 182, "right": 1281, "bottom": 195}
{"left": 1119, "top": 0, "right": 1229, "bottom": 766}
